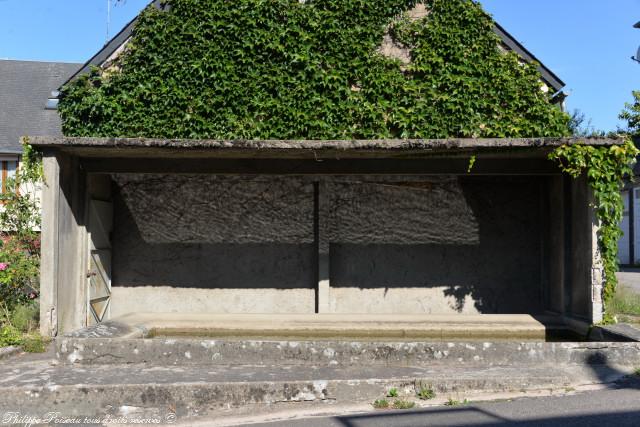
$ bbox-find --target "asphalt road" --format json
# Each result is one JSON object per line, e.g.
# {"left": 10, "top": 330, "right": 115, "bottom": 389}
{"left": 245, "top": 377, "right": 640, "bottom": 427}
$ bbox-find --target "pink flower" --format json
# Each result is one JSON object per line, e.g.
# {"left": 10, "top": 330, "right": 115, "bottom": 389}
{"left": 0, "top": 263, "right": 8, "bottom": 271}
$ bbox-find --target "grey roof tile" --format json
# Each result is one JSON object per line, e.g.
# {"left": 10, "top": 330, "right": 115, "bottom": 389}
{"left": 0, "top": 60, "right": 80, "bottom": 154}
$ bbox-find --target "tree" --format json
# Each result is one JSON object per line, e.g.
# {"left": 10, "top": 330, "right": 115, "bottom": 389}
{"left": 619, "top": 90, "right": 640, "bottom": 137}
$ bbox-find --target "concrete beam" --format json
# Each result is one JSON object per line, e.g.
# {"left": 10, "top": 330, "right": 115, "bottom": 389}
{"left": 40, "top": 151, "right": 89, "bottom": 336}
{"left": 39, "top": 154, "right": 60, "bottom": 336}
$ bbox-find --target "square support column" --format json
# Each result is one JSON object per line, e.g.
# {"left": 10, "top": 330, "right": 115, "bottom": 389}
{"left": 39, "top": 154, "right": 60, "bottom": 336}
{"left": 316, "top": 181, "right": 330, "bottom": 313}
{"left": 568, "top": 174, "right": 604, "bottom": 324}
{"left": 39, "top": 151, "right": 88, "bottom": 336}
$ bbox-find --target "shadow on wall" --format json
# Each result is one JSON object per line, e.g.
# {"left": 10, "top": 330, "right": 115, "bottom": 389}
{"left": 111, "top": 175, "right": 545, "bottom": 314}
{"left": 329, "top": 177, "right": 544, "bottom": 314}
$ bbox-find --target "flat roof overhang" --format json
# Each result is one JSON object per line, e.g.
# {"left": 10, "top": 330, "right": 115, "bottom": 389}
{"left": 28, "top": 136, "right": 623, "bottom": 175}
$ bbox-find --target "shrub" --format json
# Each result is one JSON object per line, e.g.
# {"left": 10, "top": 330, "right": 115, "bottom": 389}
{"left": 21, "top": 334, "right": 47, "bottom": 353}
{"left": 9, "top": 302, "right": 39, "bottom": 333}
{"left": 0, "top": 325, "right": 22, "bottom": 347}
{"left": 0, "top": 142, "right": 41, "bottom": 314}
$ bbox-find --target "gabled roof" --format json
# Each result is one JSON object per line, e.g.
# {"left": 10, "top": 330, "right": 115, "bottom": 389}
{"left": 0, "top": 60, "right": 80, "bottom": 155}
{"left": 61, "top": 1, "right": 565, "bottom": 94}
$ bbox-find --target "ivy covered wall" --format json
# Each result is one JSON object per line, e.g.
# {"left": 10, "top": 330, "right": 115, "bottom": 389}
{"left": 59, "top": 0, "right": 570, "bottom": 139}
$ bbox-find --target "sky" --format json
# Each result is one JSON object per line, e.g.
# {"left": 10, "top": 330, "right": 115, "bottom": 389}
{"left": 0, "top": 0, "right": 639, "bottom": 132}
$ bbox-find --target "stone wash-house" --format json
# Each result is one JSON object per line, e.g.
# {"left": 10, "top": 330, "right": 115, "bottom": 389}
{"left": 34, "top": 1, "right": 615, "bottom": 338}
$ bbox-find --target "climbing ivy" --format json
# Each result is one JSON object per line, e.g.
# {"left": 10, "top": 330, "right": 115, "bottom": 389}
{"left": 549, "top": 140, "right": 639, "bottom": 324}
{"left": 59, "top": 0, "right": 569, "bottom": 139}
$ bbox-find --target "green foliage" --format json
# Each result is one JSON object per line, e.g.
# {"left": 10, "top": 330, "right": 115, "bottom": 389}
{"left": 444, "top": 398, "right": 469, "bottom": 406}
{"left": 387, "top": 387, "right": 399, "bottom": 397}
{"left": 0, "top": 141, "right": 42, "bottom": 315}
{"left": 568, "top": 109, "right": 605, "bottom": 137}
{"left": 392, "top": 399, "right": 416, "bottom": 409}
{"left": 9, "top": 302, "right": 39, "bottom": 333}
{"left": 619, "top": 91, "right": 640, "bottom": 136}
{"left": 610, "top": 285, "right": 640, "bottom": 317}
{"left": 416, "top": 386, "right": 436, "bottom": 400}
{"left": 21, "top": 334, "right": 47, "bottom": 353}
{"left": 0, "top": 325, "right": 21, "bottom": 347}
{"left": 59, "top": 0, "right": 569, "bottom": 139}
{"left": 549, "top": 139, "right": 640, "bottom": 323}
{"left": 372, "top": 399, "right": 390, "bottom": 409}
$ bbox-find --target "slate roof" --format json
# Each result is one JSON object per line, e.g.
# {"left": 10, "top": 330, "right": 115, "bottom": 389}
{"left": 0, "top": 60, "right": 80, "bottom": 154}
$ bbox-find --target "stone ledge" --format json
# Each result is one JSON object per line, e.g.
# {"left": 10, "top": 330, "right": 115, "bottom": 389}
{"left": 28, "top": 136, "right": 622, "bottom": 151}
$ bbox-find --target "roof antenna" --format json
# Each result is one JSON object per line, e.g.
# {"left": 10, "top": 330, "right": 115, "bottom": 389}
{"left": 633, "top": 21, "right": 640, "bottom": 63}
{"left": 106, "top": 0, "right": 111, "bottom": 43}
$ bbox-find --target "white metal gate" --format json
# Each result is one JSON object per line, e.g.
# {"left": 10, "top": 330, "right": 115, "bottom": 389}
{"left": 87, "top": 199, "right": 113, "bottom": 325}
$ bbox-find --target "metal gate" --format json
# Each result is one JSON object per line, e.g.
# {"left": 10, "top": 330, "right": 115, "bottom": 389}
{"left": 87, "top": 199, "right": 113, "bottom": 325}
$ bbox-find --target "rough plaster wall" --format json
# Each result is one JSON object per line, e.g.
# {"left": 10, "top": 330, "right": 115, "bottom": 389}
{"left": 113, "top": 174, "right": 314, "bottom": 243}
{"left": 110, "top": 288, "right": 314, "bottom": 316}
{"left": 323, "top": 179, "right": 479, "bottom": 245}
{"left": 110, "top": 174, "right": 545, "bottom": 315}
{"left": 111, "top": 175, "right": 316, "bottom": 313}
{"left": 328, "top": 177, "right": 544, "bottom": 314}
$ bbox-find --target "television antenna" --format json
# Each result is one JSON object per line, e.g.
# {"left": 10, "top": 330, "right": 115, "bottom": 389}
{"left": 106, "top": 0, "right": 112, "bottom": 42}
{"left": 634, "top": 21, "right": 640, "bottom": 63}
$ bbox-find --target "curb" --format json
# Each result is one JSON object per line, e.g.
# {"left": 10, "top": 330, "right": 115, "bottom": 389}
{"left": 0, "top": 370, "right": 598, "bottom": 419}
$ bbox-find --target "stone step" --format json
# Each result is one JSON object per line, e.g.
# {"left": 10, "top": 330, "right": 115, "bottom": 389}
{"left": 57, "top": 336, "right": 640, "bottom": 368}
{"left": 0, "top": 355, "right": 634, "bottom": 423}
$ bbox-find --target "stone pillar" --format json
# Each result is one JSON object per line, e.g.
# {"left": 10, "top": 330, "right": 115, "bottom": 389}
{"left": 39, "top": 153, "right": 60, "bottom": 336}
{"left": 39, "top": 152, "right": 88, "bottom": 336}
{"left": 569, "top": 174, "right": 604, "bottom": 324}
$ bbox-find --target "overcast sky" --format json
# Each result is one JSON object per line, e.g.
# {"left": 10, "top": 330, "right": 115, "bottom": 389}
{"left": 1, "top": 0, "right": 638, "bottom": 132}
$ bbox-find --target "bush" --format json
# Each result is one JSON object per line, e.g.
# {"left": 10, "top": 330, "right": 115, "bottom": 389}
{"left": 21, "top": 334, "right": 47, "bottom": 353}
{"left": 9, "top": 302, "right": 39, "bottom": 333}
{"left": 0, "top": 325, "right": 22, "bottom": 347}
{"left": 0, "top": 143, "right": 41, "bottom": 316}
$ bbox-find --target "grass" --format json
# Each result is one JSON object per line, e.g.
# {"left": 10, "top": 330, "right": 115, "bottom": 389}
{"left": 372, "top": 399, "right": 389, "bottom": 409}
{"left": 0, "top": 302, "right": 48, "bottom": 353}
{"left": 610, "top": 285, "right": 640, "bottom": 321}
{"left": 21, "top": 334, "right": 48, "bottom": 353}
{"left": 444, "top": 398, "right": 470, "bottom": 406}
{"left": 387, "top": 388, "right": 399, "bottom": 398}
{"left": 416, "top": 386, "right": 436, "bottom": 400}
{"left": 392, "top": 400, "right": 416, "bottom": 410}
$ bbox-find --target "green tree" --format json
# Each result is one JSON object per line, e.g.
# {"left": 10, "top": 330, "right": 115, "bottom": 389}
{"left": 619, "top": 90, "right": 640, "bottom": 136}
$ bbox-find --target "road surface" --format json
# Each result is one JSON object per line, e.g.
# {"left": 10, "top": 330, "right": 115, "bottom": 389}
{"left": 244, "top": 377, "right": 640, "bottom": 427}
